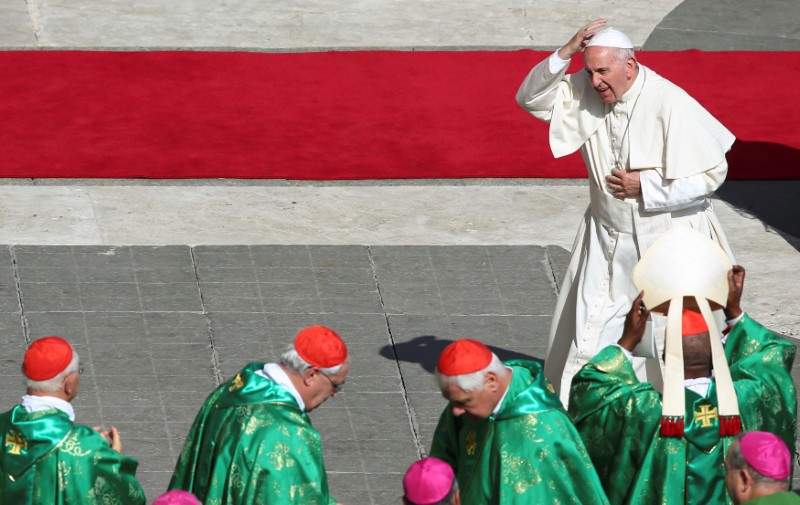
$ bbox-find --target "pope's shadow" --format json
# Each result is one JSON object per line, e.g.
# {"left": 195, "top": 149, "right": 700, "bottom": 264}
{"left": 380, "top": 335, "right": 543, "bottom": 374}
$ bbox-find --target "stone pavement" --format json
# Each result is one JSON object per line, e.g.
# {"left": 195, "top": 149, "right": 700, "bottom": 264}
{"left": 0, "top": 0, "right": 799, "bottom": 503}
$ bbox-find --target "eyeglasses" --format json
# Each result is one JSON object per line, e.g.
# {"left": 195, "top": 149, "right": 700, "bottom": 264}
{"left": 321, "top": 372, "right": 345, "bottom": 393}
{"left": 78, "top": 364, "right": 84, "bottom": 375}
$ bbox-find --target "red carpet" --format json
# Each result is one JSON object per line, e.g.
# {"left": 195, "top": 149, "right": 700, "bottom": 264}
{"left": 0, "top": 50, "right": 798, "bottom": 179}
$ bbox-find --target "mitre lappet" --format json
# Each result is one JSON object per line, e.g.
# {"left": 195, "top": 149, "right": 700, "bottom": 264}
{"left": 632, "top": 226, "right": 740, "bottom": 437}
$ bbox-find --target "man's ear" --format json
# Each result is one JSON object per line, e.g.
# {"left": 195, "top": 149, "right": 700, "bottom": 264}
{"left": 626, "top": 57, "right": 637, "bottom": 77}
{"left": 739, "top": 468, "right": 754, "bottom": 494}
{"left": 485, "top": 372, "right": 498, "bottom": 392}
{"left": 63, "top": 373, "right": 77, "bottom": 397}
{"left": 302, "top": 367, "right": 318, "bottom": 386}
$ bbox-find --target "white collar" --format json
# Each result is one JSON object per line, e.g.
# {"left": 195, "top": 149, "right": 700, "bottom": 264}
{"left": 21, "top": 395, "right": 75, "bottom": 421}
{"left": 257, "top": 363, "right": 306, "bottom": 412}
{"left": 618, "top": 65, "right": 646, "bottom": 103}
{"left": 684, "top": 376, "right": 712, "bottom": 398}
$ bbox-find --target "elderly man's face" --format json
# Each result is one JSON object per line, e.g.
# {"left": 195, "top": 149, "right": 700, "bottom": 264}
{"left": 305, "top": 362, "right": 350, "bottom": 412}
{"left": 583, "top": 46, "right": 637, "bottom": 104}
{"left": 441, "top": 374, "right": 499, "bottom": 423}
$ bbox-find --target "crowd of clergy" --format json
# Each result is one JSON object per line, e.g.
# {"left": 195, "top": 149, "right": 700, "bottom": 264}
{"left": 0, "top": 226, "right": 796, "bottom": 505}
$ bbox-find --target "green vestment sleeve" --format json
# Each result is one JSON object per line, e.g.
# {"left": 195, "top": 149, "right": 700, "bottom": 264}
{"left": 430, "top": 360, "right": 609, "bottom": 504}
{"left": 169, "top": 362, "right": 337, "bottom": 505}
{"left": 0, "top": 407, "right": 145, "bottom": 505}
{"left": 725, "top": 314, "right": 797, "bottom": 454}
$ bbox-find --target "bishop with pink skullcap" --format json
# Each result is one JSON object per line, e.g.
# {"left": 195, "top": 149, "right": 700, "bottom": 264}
{"left": 403, "top": 457, "right": 456, "bottom": 505}
{"left": 153, "top": 490, "right": 202, "bottom": 505}
{"left": 740, "top": 431, "right": 792, "bottom": 481}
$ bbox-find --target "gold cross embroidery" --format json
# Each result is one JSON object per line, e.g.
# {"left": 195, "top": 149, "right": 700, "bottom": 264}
{"left": 5, "top": 430, "right": 27, "bottom": 456}
{"left": 229, "top": 374, "right": 245, "bottom": 391}
{"left": 465, "top": 430, "right": 477, "bottom": 456}
{"left": 694, "top": 404, "right": 719, "bottom": 428}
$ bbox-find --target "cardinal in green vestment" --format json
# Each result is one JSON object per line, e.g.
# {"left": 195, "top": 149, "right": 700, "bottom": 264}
{"left": 169, "top": 325, "right": 350, "bottom": 505}
{"left": 569, "top": 266, "right": 797, "bottom": 505}
{"left": 429, "top": 338, "right": 609, "bottom": 504}
{"left": 0, "top": 336, "right": 145, "bottom": 505}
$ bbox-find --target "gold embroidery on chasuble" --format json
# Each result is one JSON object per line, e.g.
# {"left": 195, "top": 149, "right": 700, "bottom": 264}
{"left": 694, "top": 404, "right": 718, "bottom": 428}
{"left": 91, "top": 476, "right": 126, "bottom": 505}
{"left": 465, "top": 430, "right": 478, "bottom": 456}
{"left": 57, "top": 460, "right": 72, "bottom": 489}
{"left": 229, "top": 374, "right": 245, "bottom": 391}
{"left": 290, "top": 482, "right": 321, "bottom": 503}
{"left": 270, "top": 442, "right": 297, "bottom": 471}
{"left": 4, "top": 429, "right": 27, "bottom": 455}
{"left": 59, "top": 432, "right": 91, "bottom": 457}
{"left": 228, "top": 462, "right": 245, "bottom": 494}
{"left": 501, "top": 450, "right": 542, "bottom": 494}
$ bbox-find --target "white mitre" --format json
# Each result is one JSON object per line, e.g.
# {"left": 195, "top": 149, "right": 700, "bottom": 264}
{"left": 632, "top": 226, "right": 741, "bottom": 438}
{"left": 633, "top": 226, "right": 731, "bottom": 312}
{"left": 586, "top": 27, "right": 634, "bottom": 49}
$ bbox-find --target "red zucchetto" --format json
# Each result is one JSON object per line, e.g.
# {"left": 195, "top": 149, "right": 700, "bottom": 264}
{"left": 682, "top": 308, "right": 709, "bottom": 337}
{"left": 23, "top": 336, "right": 74, "bottom": 381}
{"left": 294, "top": 326, "right": 347, "bottom": 368}
{"left": 437, "top": 339, "right": 493, "bottom": 376}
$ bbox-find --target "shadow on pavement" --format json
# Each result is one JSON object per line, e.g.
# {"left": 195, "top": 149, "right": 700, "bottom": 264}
{"left": 380, "top": 335, "right": 543, "bottom": 374}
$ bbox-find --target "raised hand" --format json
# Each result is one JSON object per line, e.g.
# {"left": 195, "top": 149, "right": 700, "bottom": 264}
{"left": 618, "top": 291, "right": 650, "bottom": 351}
{"left": 725, "top": 265, "right": 745, "bottom": 320}
{"left": 558, "top": 18, "right": 608, "bottom": 60}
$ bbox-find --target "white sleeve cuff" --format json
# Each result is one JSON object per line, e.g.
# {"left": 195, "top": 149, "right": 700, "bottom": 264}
{"left": 640, "top": 170, "right": 708, "bottom": 211}
{"left": 548, "top": 50, "right": 570, "bottom": 74}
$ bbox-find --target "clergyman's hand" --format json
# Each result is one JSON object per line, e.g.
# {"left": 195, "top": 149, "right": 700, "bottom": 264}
{"left": 606, "top": 168, "right": 641, "bottom": 199}
{"left": 725, "top": 265, "right": 745, "bottom": 320}
{"left": 618, "top": 291, "right": 650, "bottom": 352}
{"left": 95, "top": 425, "right": 123, "bottom": 453}
{"left": 557, "top": 18, "right": 608, "bottom": 60}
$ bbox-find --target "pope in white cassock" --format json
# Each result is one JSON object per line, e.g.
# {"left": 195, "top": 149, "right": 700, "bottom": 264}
{"left": 515, "top": 19, "right": 736, "bottom": 403}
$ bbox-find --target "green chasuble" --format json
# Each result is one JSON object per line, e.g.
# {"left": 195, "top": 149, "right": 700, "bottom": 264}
{"left": 169, "top": 362, "right": 337, "bottom": 505}
{"left": 429, "top": 359, "right": 609, "bottom": 504}
{"left": 0, "top": 406, "right": 145, "bottom": 505}
{"left": 569, "top": 313, "right": 797, "bottom": 505}
{"left": 744, "top": 492, "right": 800, "bottom": 505}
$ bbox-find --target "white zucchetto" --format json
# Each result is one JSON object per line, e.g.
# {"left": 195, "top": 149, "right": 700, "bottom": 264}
{"left": 586, "top": 27, "right": 634, "bottom": 49}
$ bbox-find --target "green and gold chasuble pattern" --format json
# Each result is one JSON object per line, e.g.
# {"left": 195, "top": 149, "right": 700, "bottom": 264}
{"left": 569, "top": 314, "right": 797, "bottom": 505}
{"left": 430, "top": 360, "right": 609, "bottom": 504}
{"left": 0, "top": 406, "right": 145, "bottom": 505}
{"left": 169, "top": 362, "right": 337, "bottom": 505}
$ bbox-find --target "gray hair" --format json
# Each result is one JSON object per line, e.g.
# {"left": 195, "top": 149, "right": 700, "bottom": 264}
{"left": 611, "top": 47, "right": 635, "bottom": 64}
{"left": 25, "top": 350, "right": 80, "bottom": 393}
{"left": 727, "top": 433, "right": 791, "bottom": 489}
{"left": 280, "top": 345, "right": 345, "bottom": 376}
{"left": 435, "top": 353, "right": 507, "bottom": 392}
